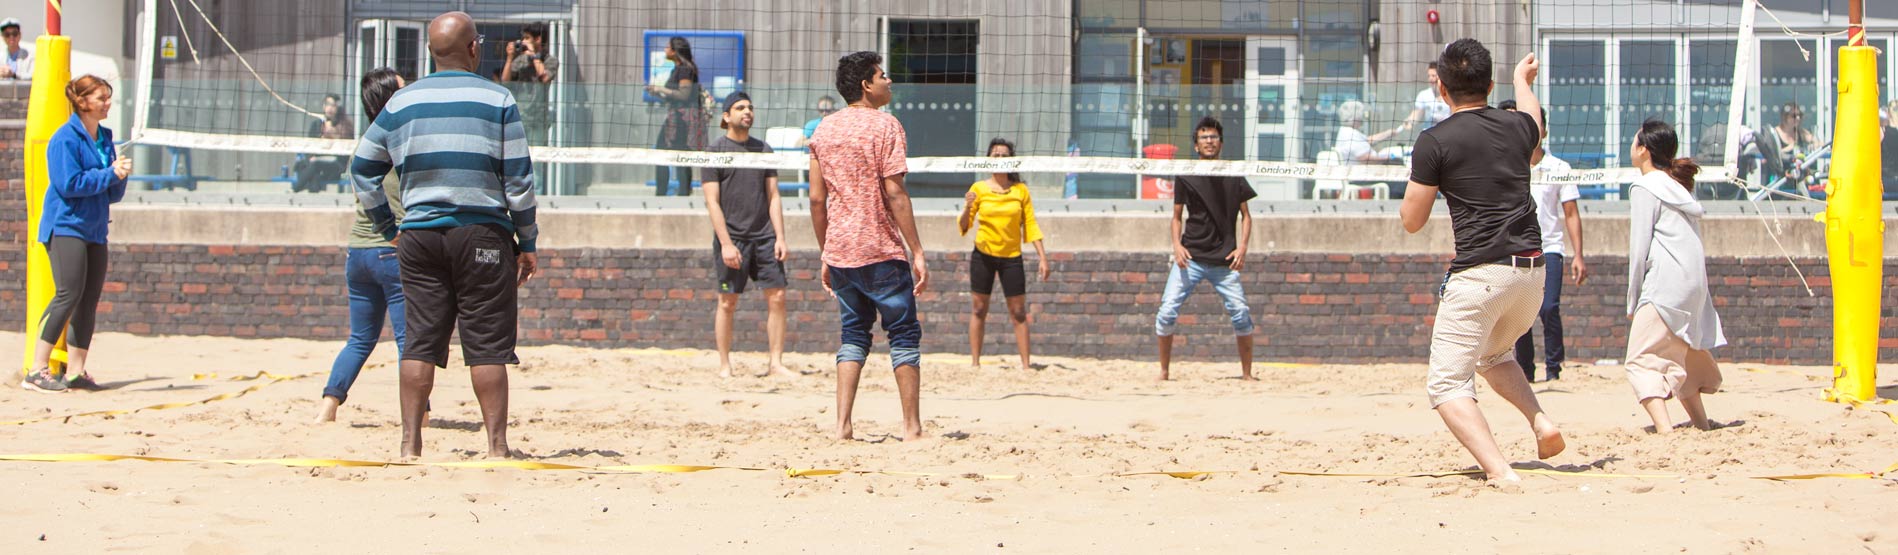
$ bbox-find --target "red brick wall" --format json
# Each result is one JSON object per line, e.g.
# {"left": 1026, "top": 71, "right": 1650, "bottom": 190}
{"left": 71, "top": 246, "right": 1879, "bottom": 364}
{"left": 0, "top": 82, "right": 32, "bottom": 329}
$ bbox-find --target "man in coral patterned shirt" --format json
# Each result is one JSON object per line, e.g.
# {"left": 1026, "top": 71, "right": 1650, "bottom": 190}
{"left": 807, "top": 51, "right": 928, "bottom": 442}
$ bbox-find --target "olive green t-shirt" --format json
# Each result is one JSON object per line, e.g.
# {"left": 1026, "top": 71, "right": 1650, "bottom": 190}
{"left": 349, "top": 175, "right": 404, "bottom": 249}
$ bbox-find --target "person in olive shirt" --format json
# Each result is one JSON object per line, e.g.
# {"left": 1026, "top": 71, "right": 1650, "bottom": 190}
{"left": 316, "top": 68, "right": 409, "bottom": 423}
{"left": 1154, "top": 116, "right": 1257, "bottom": 382}
{"left": 703, "top": 92, "right": 792, "bottom": 379}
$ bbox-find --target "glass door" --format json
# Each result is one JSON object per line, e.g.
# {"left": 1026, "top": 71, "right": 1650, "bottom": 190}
{"left": 1244, "top": 37, "right": 1299, "bottom": 199}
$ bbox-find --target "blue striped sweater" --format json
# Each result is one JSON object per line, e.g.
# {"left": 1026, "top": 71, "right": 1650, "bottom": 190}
{"left": 350, "top": 70, "right": 539, "bottom": 252}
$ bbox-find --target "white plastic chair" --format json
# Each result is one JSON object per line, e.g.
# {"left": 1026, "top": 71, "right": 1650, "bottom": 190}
{"left": 1315, "top": 150, "right": 1390, "bottom": 200}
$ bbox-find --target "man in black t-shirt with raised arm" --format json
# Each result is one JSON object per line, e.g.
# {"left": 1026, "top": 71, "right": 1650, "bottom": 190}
{"left": 1154, "top": 116, "right": 1258, "bottom": 382}
{"left": 1399, "top": 39, "right": 1566, "bottom": 484}
{"left": 703, "top": 92, "right": 792, "bottom": 380}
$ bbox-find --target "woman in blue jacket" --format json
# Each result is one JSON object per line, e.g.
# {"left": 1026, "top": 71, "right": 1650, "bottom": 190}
{"left": 24, "top": 75, "right": 131, "bottom": 393}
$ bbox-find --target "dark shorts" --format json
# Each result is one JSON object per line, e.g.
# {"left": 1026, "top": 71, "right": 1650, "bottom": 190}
{"left": 713, "top": 237, "right": 788, "bottom": 294}
{"left": 398, "top": 223, "right": 520, "bottom": 368}
{"left": 969, "top": 249, "right": 1026, "bottom": 297}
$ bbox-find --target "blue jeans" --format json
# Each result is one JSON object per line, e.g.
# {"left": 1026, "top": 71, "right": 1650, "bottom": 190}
{"left": 323, "top": 247, "right": 407, "bottom": 403}
{"left": 829, "top": 260, "right": 923, "bottom": 369}
{"left": 1155, "top": 259, "right": 1253, "bottom": 336}
{"left": 1514, "top": 253, "right": 1566, "bottom": 377}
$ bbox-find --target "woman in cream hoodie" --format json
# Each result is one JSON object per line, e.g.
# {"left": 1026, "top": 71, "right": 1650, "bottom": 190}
{"left": 1625, "top": 119, "right": 1727, "bottom": 433}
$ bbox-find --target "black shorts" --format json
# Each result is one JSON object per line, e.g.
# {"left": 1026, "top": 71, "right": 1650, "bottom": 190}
{"left": 713, "top": 237, "right": 788, "bottom": 294}
{"left": 398, "top": 223, "right": 521, "bottom": 368}
{"left": 969, "top": 249, "right": 1026, "bottom": 297}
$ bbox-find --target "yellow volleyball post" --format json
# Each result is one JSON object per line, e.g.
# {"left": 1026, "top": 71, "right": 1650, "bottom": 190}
{"left": 1821, "top": 11, "right": 1882, "bottom": 403}
{"left": 22, "top": 34, "right": 71, "bottom": 377}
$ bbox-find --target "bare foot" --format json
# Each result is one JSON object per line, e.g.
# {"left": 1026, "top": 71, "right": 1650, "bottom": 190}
{"left": 761, "top": 364, "right": 795, "bottom": 378}
{"left": 1156, "top": 369, "right": 1171, "bottom": 382}
{"left": 486, "top": 445, "right": 513, "bottom": 459}
{"left": 970, "top": 358, "right": 982, "bottom": 369}
{"left": 400, "top": 439, "right": 423, "bottom": 459}
{"left": 900, "top": 424, "right": 925, "bottom": 442}
{"left": 313, "top": 396, "right": 341, "bottom": 424}
{"left": 1238, "top": 373, "right": 1259, "bottom": 381}
{"left": 719, "top": 366, "right": 737, "bottom": 379}
{"left": 1533, "top": 417, "right": 1566, "bottom": 459}
{"left": 835, "top": 423, "right": 853, "bottom": 441}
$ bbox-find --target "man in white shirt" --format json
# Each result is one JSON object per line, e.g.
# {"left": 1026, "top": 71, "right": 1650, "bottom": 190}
{"left": 0, "top": 18, "right": 32, "bottom": 81}
{"left": 1502, "top": 100, "right": 1587, "bottom": 381}
{"left": 1404, "top": 62, "right": 1450, "bottom": 131}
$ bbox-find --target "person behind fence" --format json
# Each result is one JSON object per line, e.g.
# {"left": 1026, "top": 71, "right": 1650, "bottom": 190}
{"left": 293, "top": 93, "right": 354, "bottom": 193}
{"left": 1399, "top": 40, "right": 1565, "bottom": 483}
{"left": 0, "top": 18, "right": 31, "bottom": 81}
{"left": 1499, "top": 99, "right": 1586, "bottom": 383}
{"left": 316, "top": 68, "right": 411, "bottom": 423}
{"left": 958, "top": 137, "right": 1050, "bottom": 372}
{"left": 1333, "top": 100, "right": 1407, "bottom": 165}
{"left": 1403, "top": 61, "right": 1449, "bottom": 131}
{"left": 501, "top": 22, "right": 556, "bottom": 147}
{"left": 808, "top": 51, "right": 928, "bottom": 442}
{"left": 1154, "top": 116, "right": 1257, "bottom": 382}
{"left": 351, "top": 12, "right": 540, "bottom": 458}
{"left": 647, "top": 36, "right": 704, "bottom": 197}
{"left": 704, "top": 91, "right": 793, "bottom": 379}
{"left": 23, "top": 75, "right": 130, "bottom": 393}
{"left": 1772, "top": 102, "right": 1817, "bottom": 191}
{"left": 1624, "top": 118, "right": 1726, "bottom": 433}
{"left": 798, "top": 95, "right": 836, "bottom": 149}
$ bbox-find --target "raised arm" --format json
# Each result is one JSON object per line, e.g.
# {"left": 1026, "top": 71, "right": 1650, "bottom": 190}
{"left": 1513, "top": 53, "right": 1544, "bottom": 145}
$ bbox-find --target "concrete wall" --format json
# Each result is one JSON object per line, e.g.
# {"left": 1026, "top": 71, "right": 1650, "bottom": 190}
{"left": 107, "top": 200, "right": 1878, "bottom": 260}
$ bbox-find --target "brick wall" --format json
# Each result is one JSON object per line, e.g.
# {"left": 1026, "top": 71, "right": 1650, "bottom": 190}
{"left": 80, "top": 246, "right": 1881, "bottom": 364}
{"left": 0, "top": 82, "right": 32, "bottom": 331}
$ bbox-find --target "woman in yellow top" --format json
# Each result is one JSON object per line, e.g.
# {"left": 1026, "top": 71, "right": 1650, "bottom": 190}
{"left": 959, "top": 138, "right": 1050, "bottom": 371}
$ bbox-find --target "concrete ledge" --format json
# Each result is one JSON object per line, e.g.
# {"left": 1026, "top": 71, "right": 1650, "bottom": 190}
{"left": 108, "top": 203, "right": 1884, "bottom": 259}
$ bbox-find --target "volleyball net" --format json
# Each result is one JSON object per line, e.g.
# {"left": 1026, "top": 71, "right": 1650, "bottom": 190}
{"left": 122, "top": 0, "right": 1886, "bottom": 200}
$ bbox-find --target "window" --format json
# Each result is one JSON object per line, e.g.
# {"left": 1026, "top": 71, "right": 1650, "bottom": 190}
{"left": 1760, "top": 39, "right": 1818, "bottom": 140}
{"left": 1618, "top": 40, "right": 1676, "bottom": 151}
{"left": 886, "top": 19, "right": 979, "bottom": 196}
{"left": 1688, "top": 40, "right": 1737, "bottom": 163}
{"left": 1549, "top": 40, "right": 1608, "bottom": 168}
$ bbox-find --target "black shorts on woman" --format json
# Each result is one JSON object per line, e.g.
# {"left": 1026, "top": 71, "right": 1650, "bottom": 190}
{"left": 969, "top": 248, "right": 1026, "bottom": 297}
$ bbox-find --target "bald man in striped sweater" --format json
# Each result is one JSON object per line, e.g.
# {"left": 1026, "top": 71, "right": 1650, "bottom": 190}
{"left": 350, "top": 11, "right": 539, "bottom": 459}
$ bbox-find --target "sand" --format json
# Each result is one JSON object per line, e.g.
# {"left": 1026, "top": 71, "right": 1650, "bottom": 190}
{"left": 0, "top": 330, "right": 1894, "bottom": 553}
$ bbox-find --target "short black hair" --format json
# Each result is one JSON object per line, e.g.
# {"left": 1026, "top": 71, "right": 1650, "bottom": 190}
{"left": 1435, "top": 38, "right": 1494, "bottom": 105}
{"left": 835, "top": 51, "right": 883, "bottom": 104}
{"left": 522, "top": 23, "right": 546, "bottom": 40}
{"left": 1427, "top": 61, "right": 1438, "bottom": 70}
{"left": 324, "top": 93, "right": 342, "bottom": 103}
{"left": 1194, "top": 116, "right": 1223, "bottom": 139}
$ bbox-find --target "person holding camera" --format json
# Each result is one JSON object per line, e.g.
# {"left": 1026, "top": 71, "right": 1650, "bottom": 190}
{"left": 501, "top": 23, "right": 556, "bottom": 147}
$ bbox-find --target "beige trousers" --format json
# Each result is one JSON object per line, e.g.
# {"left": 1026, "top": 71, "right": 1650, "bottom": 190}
{"left": 1427, "top": 264, "right": 1545, "bottom": 408}
{"left": 1624, "top": 304, "right": 1723, "bottom": 401}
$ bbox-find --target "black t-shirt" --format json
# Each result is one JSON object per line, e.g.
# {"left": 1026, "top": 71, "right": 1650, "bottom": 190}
{"left": 1409, "top": 107, "right": 1542, "bottom": 272}
{"left": 1173, "top": 175, "right": 1258, "bottom": 266}
{"left": 665, "top": 63, "right": 700, "bottom": 109}
{"left": 706, "top": 136, "right": 778, "bottom": 242}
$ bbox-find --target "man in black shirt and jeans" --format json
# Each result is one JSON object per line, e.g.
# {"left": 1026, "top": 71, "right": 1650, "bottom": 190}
{"left": 1400, "top": 39, "right": 1566, "bottom": 483}
{"left": 1154, "top": 116, "right": 1257, "bottom": 382}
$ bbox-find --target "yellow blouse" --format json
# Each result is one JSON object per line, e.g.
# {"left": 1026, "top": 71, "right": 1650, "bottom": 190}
{"left": 960, "top": 180, "right": 1043, "bottom": 258}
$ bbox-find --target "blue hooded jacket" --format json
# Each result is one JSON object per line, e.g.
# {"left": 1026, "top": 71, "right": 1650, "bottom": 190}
{"left": 40, "top": 114, "right": 126, "bottom": 244}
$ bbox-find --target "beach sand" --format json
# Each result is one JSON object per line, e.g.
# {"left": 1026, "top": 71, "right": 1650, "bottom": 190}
{"left": 1, "top": 331, "right": 1894, "bottom": 553}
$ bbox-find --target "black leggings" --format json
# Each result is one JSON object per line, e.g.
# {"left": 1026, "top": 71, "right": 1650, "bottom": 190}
{"left": 40, "top": 237, "right": 108, "bottom": 349}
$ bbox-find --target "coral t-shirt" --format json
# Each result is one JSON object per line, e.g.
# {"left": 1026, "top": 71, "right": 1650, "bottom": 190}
{"left": 808, "top": 106, "right": 910, "bottom": 268}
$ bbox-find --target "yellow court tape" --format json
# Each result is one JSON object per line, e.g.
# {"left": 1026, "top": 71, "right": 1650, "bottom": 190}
{"left": 0, "top": 453, "right": 1888, "bottom": 483}
{"left": 0, "top": 371, "right": 316, "bottom": 426}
